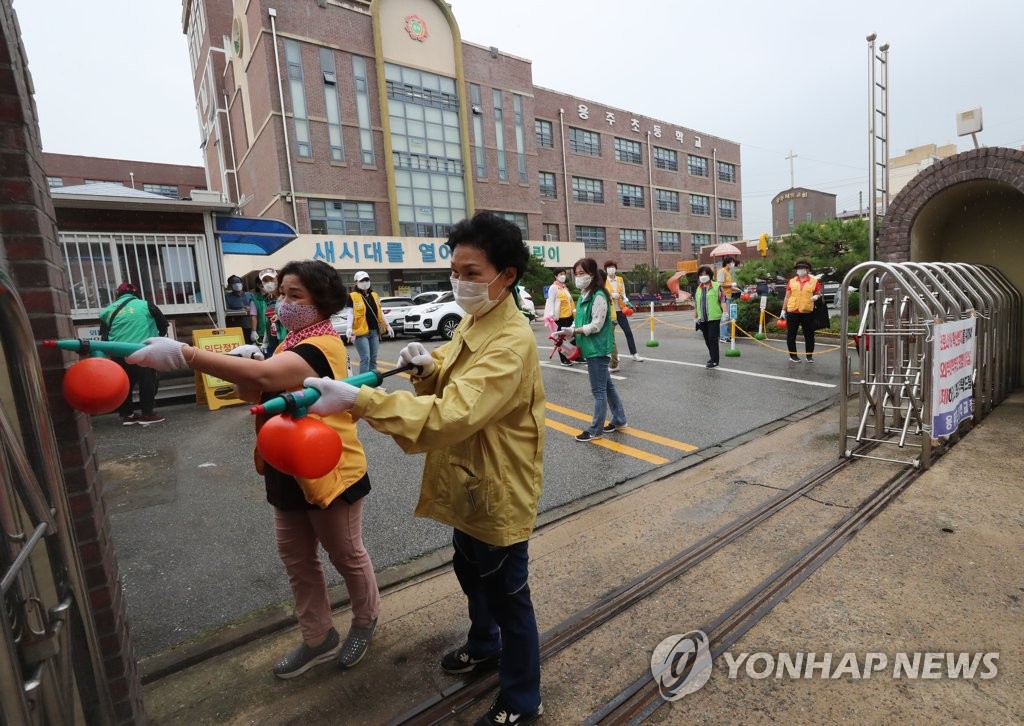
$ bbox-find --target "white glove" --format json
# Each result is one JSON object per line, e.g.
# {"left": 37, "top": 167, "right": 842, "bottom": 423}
{"left": 780, "top": 311, "right": 787, "bottom": 320}
{"left": 228, "top": 344, "right": 265, "bottom": 361}
{"left": 302, "top": 377, "right": 359, "bottom": 415}
{"left": 557, "top": 326, "right": 575, "bottom": 340}
{"left": 126, "top": 337, "right": 188, "bottom": 371}
{"left": 345, "top": 328, "right": 354, "bottom": 343}
{"left": 387, "top": 327, "right": 396, "bottom": 339}
{"left": 611, "top": 292, "right": 620, "bottom": 300}
{"left": 811, "top": 294, "right": 821, "bottom": 301}
{"left": 398, "top": 341, "right": 435, "bottom": 377}
{"left": 250, "top": 330, "right": 260, "bottom": 342}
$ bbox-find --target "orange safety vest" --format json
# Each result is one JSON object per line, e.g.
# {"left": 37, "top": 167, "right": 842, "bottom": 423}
{"left": 785, "top": 276, "right": 821, "bottom": 313}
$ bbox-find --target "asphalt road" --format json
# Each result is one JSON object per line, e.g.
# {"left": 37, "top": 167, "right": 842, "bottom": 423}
{"left": 94, "top": 310, "right": 847, "bottom": 656}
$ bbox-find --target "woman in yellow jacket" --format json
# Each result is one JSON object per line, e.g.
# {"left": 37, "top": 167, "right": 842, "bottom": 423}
{"left": 304, "top": 213, "right": 545, "bottom": 726}
{"left": 126, "top": 260, "right": 381, "bottom": 679}
{"left": 543, "top": 266, "right": 576, "bottom": 366}
{"left": 781, "top": 259, "right": 824, "bottom": 363}
{"left": 345, "top": 270, "right": 391, "bottom": 375}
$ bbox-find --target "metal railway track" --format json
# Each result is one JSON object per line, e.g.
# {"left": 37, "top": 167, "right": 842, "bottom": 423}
{"left": 389, "top": 446, "right": 882, "bottom": 726}
{"left": 585, "top": 462, "right": 921, "bottom": 725}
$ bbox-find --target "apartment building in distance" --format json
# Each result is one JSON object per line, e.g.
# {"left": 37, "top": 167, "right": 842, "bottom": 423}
{"left": 183, "top": 0, "right": 743, "bottom": 294}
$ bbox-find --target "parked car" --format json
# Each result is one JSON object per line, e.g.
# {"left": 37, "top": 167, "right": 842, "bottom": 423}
{"left": 378, "top": 296, "right": 415, "bottom": 337}
{"left": 412, "top": 290, "right": 446, "bottom": 306}
{"left": 330, "top": 307, "right": 352, "bottom": 343}
{"left": 404, "top": 291, "right": 465, "bottom": 340}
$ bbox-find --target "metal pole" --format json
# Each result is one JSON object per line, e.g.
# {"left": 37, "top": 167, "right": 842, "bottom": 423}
{"left": 647, "top": 130, "right": 657, "bottom": 271}
{"left": 880, "top": 43, "right": 890, "bottom": 216}
{"left": 867, "top": 33, "right": 877, "bottom": 261}
{"left": 269, "top": 8, "right": 299, "bottom": 229}
{"left": 558, "top": 108, "right": 572, "bottom": 241}
{"left": 712, "top": 147, "right": 720, "bottom": 246}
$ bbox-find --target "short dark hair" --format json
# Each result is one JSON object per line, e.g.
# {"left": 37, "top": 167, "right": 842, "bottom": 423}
{"left": 552, "top": 267, "right": 567, "bottom": 277}
{"left": 722, "top": 256, "right": 736, "bottom": 266}
{"left": 698, "top": 265, "right": 715, "bottom": 278}
{"left": 278, "top": 260, "right": 349, "bottom": 318}
{"left": 446, "top": 212, "right": 530, "bottom": 287}
{"left": 603, "top": 260, "right": 619, "bottom": 270}
{"left": 573, "top": 257, "right": 606, "bottom": 297}
{"left": 227, "top": 274, "right": 242, "bottom": 285}
{"left": 795, "top": 259, "right": 811, "bottom": 270}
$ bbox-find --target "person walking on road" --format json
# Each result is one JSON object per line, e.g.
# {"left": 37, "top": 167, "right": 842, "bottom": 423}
{"left": 98, "top": 282, "right": 169, "bottom": 425}
{"left": 302, "top": 213, "right": 546, "bottom": 726}
{"left": 694, "top": 265, "right": 730, "bottom": 369}
{"left": 126, "top": 260, "right": 382, "bottom": 679}
{"left": 543, "top": 266, "right": 576, "bottom": 366}
{"left": 558, "top": 257, "right": 628, "bottom": 442}
{"left": 604, "top": 260, "right": 642, "bottom": 364}
{"left": 781, "top": 260, "right": 823, "bottom": 363}
{"left": 345, "top": 271, "right": 391, "bottom": 374}
{"left": 716, "top": 256, "right": 738, "bottom": 343}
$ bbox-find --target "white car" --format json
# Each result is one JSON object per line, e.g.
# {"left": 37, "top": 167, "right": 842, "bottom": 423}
{"left": 404, "top": 291, "right": 465, "bottom": 340}
{"left": 379, "top": 296, "right": 415, "bottom": 337}
{"left": 412, "top": 290, "right": 446, "bottom": 306}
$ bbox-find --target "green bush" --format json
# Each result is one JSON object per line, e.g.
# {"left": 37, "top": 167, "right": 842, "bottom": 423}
{"left": 734, "top": 297, "right": 782, "bottom": 337}
{"left": 847, "top": 291, "right": 860, "bottom": 316}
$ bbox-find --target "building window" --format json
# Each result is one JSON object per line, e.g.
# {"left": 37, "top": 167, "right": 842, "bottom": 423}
{"left": 719, "top": 235, "right": 739, "bottom": 243}
{"left": 493, "top": 89, "right": 508, "bottom": 181}
{"left": 687, "top": 154, "right": 709, "bottom": 177}
{"left": 788, "top": 199, "right": 795, "bottom": 226}
{"left": 655, "top": 189, "right": 679, "bottom": 212}
{"left": 658, "top": 231, "right": 682, "bottom": 252}
{"left": 718, "top": 199, "right": 737, "bottom": 219}
{"left": 691, "top": 232, "right": 711, "bottom": 256}
{"left": 575, "top": 225, "right": 607, "bottom": 250}
{"left": 470, "top": 84, "right": 486, "bottom": 178}
{"left": 717, "top": 160, "right": 736, "bottom": 183}
{"left": 614, "top": 137, "right": 642, "bottom": 164}
{"left": 535, "top": 119, "right": 553, "bottom": 148}
{"left": 143, "top": 183, "right": 179, "bottom": 198}
{"left": 320, "top": 48, "right": 345, "bottom": 162}
{"left": 690, "top": 194, "right": 710, "bottom": 216}
{"left": 186, "top": 0, "right": 206, "bottom": 73}
{"left": 47, "top": 176, "right": 64, "bottom": 188}
{"left": 620, "top": 228, "right": 646, "bottom": 251}
{"left": 308, "top": 200, "right": 376, "bottom": 235}
{"left": 539, "top": 171, "right": 556, "bottom": 198}
{"left": 568, "top": 127, "right": 601, "bottom": 156}
{"left": 61, "top": 232, "right": 210, "bottom": 316}
{"left": 572, "top": 176, "right": 604, "bottom": 204}
{"left": 490, "top": 211, "right": 528, "bottom": 239}
{"left": 85, "top": 179, "right": 124, "bottom": 186}
{"left": 617, "top": 183, "right": 644, "bottom": 208}
{"left": 352, "top": 56, "right": 376, "bottom": 166}
{"left": 543, "top": 223, "right": 560, "bottom": 241}
{"left": 284, "top": 40, "right": 311, "bottom": 158}
{"left": 653, "top": 146, "right": 678, "bottom": 171}
{"left": 513, "top": 94, "right": 528, "bottom": 184}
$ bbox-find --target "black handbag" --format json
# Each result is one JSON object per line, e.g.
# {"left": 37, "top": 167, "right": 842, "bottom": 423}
{"left": 811, "top": 298, "right": 831, "bottom": 331}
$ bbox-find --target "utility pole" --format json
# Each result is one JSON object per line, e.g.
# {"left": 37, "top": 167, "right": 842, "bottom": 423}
{"left": 785, "top": 150, "right": 798, "bottom": 189}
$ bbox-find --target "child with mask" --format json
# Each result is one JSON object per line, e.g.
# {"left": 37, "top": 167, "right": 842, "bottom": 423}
{"left": 694, "top": 265, "right": 730, "bottom": 369}
{"left": 543, "top": 267, "right": 576, "bottom": 366}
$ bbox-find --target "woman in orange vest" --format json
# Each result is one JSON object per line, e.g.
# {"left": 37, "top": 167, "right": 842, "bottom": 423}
{"left": 543, "top": 267, "right": 576, "bottom": 366}
{"left": 781, "top": 260, "right": 823, "bottom": 363}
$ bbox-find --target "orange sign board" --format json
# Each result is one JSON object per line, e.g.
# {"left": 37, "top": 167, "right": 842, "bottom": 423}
{"left": 676, "top": 259, "right": 699, "bottom": 273}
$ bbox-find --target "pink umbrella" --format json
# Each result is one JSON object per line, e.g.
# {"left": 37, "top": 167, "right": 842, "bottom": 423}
{"left": 710, "top": 242, "right": 742, "bottom": 257}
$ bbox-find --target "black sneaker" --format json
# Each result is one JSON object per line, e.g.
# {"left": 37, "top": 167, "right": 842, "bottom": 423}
{"left": 476, "top": 696, "right": 543, "bottom": 726}
{"left": 574, "top": 430, "right": 603, "bottom": 442}
{"left": 805, "top": 357, "right": 815, "bottom": 363}
{"left": 789, "top": 355, "right": 801, "bottom": 362}
{"left": 560, "top": 361, "right": 573, "bottom": 367}
{"left": 121, "top": 414, "right": 139, "bottom": 426}
{"left": 338, "top": 618, "right": 376, "bottom": 669}
{"left": 602, "top": 422, "right": 618, "bottom": 433}
{"left": 706, "top": 361, "right": 718, "bottom": 369}
{"left": 272, "top": 628, "right": 340, "bottom": 679}
{"left": 440, "top": 644, "right": 500, "bottom": 674}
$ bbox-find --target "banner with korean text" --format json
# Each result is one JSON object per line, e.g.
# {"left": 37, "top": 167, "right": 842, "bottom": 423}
{"left": 930, "top": 317, "right": 977, "bottom": 437}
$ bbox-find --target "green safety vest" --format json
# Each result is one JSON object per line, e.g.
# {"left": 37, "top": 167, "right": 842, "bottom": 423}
{"left": 573, "top": 289, "right": 614, "bottom": 359}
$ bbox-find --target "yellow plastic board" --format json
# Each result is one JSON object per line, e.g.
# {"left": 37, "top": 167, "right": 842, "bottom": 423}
{"left": 191, "top": 328, "right": 246, "bottom": 410}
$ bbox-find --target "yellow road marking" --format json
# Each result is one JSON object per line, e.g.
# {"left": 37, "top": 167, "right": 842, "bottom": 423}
{"left": 545, "top": 402, "right": 698, "bottom": 452}
{"left": 544, "top": 418, "right": 670, "bottom": 464}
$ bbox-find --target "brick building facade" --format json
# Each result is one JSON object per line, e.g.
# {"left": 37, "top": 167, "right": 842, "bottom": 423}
{"left": 184, "top": 0, "right": 742, "bottom": 291}
{"left": 43, "top": 153, "right": 207, "bottom": 200}
{"left": 771, "top": 186, "right": 836, "bottom": 236}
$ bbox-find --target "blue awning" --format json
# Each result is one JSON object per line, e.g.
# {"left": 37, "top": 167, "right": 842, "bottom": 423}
{"left": 215, "top": 215, "right": 297, "bottom": 255}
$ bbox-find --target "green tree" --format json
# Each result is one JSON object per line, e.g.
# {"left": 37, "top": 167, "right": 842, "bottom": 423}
{"left": 625, "top": 263, "right": 671, "bottom": 296}
{"left": 735, "top": 218, "right": 869, "bottom": 285}
{"left": 518, "top": 253, "right": 554, "bottom": 300}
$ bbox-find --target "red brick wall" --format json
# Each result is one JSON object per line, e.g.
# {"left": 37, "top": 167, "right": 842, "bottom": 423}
{"left": 0, "top": 2, "right": 144, "bottom": 722}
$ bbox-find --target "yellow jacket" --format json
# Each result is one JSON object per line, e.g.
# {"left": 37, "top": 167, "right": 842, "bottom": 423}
{"left": 784, "top": 276, "right": 822, "bottom": 313}
{"left": 604, "top": 275, "right": 627, "bottom": 321}
{"left": 716, "top": 266, "right": 735, "bottom": 297}
{"left": 350, "top": 290, "right": 389, "bottom": 337}
{"left": 352, "top": 295, "right": 545, "bottom": 546}
{"left": 547, "top": 282, "right": 575, "bottom": 319}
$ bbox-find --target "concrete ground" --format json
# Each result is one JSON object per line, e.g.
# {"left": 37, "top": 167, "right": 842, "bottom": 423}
{"left": 141, "top": 393, "right": 1023, "bottom": 725}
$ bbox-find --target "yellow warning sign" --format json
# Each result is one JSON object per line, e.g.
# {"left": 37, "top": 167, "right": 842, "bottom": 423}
{"left": 191, "top": 328, "right": 246, "bottom": 410}
{"left": 677, "top": 259, "right": 698, "bottom": 273}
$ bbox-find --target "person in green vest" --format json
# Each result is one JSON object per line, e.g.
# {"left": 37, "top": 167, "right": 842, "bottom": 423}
{"left": 693, "top": 264, "right": 730, "bottom": 369}
{"left": 556, "top": 257, "right": 628, "bottom": 442}
{"left": 98, "top": 282, "right": 169, "bottom": 424}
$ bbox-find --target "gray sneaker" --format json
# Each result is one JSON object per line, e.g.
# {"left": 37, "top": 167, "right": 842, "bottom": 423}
{"left": 272, "top": 628, "right": 340, "bottom": 679}
{"left": 338, "top": 618, "right": 377, "bottom": 669}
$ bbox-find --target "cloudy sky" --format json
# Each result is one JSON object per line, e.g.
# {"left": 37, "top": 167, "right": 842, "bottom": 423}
{"left": 17, "top": 0, "right": 1024, "bottom": 239}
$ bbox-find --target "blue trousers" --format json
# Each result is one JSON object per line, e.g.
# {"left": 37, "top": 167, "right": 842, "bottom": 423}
{"left": 353, "top": 332, "right": 380, "bottom": 374}
{"left": 452, "top": 529, "right": 541, "bottom": 713}
{"left": 616, "top": 312, "right": 638, "bottom": 355}
{"left": 586, "top": 355, "right": 627, "bottom": 435}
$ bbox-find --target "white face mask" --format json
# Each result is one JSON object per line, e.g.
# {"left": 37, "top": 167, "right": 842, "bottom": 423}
{"left": 450, "top": 272, "right": 505, "bottom": 316}
{"left": 797, "top": 268, "right": 809, "bottom": 277}
{"left": 231, "top": 282, "right": 243, "bottom": 292}
{"left": 357, "top": 279, "right": 371, "bottom": 291}
{"left": 574, "top": 274, "right": 592, "bottom": 290}
{"left": 262, "top": 281, "right": 277, "bottom": 294}
{"left": 699, "top": 275, "right": 711, "bottom": 284}
{"left": 606, "top": 267, "right": 616, "bottom": 277}
{"left": 556, "top": 274, "right": 566, "bottom": 284}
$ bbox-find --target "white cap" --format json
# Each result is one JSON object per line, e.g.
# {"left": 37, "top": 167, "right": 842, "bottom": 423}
{"left": 354, "top": 270, "right": 370, "bottom": 281}
{"left": 258, "top": 268, "right": 276, "bottom": 280}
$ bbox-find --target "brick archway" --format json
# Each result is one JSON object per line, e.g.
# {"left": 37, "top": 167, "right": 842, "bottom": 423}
{"left": 878, "top": 146, "right": 1024, "bottom": 264}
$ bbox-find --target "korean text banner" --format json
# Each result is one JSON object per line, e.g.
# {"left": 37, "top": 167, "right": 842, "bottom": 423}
{"left": 930, "top": 317, "right": 977, "bottom": 438}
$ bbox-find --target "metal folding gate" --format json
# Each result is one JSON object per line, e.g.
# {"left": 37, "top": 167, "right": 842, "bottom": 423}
{"left": 0, "top": 269, "right": 115, "bottom": 724}
{"left": 840, "top": 262, "right": 1021, "bottom": 468}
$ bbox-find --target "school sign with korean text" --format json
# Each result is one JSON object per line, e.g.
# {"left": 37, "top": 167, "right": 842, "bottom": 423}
{"left": 930, "top": 317, "right": 977, "bottom": 438}
{"left": 223, "top": 234, "right": 585, "bottom": 277}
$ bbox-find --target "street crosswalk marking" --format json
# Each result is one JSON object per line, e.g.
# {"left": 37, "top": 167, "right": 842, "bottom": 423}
{"left": 545, "top": 402, "right": 697, "bottom": 452}
{"left": 637, "top": 356, "right": 838, "bottom": 388}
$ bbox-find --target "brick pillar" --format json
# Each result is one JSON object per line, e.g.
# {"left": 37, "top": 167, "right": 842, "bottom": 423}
{"left": 0, "top": 2, "right": 145, "bottom": 723}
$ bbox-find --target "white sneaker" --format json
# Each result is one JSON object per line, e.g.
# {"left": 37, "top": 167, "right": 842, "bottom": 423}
{"left": 609, "top": 364, "right": 620, "bottom": 372}
{"left": 631, "top": 353, "right": 643, "bottom": 362}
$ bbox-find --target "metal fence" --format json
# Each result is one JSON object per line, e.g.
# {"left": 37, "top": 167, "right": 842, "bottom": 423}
{"left": 840, "top": 262, "right": 1021, "bottom": 468}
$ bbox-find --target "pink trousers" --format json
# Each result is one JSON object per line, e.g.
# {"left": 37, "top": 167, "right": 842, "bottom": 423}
{"left": 273, "top": 499, "right": 381, "bottom": 644}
